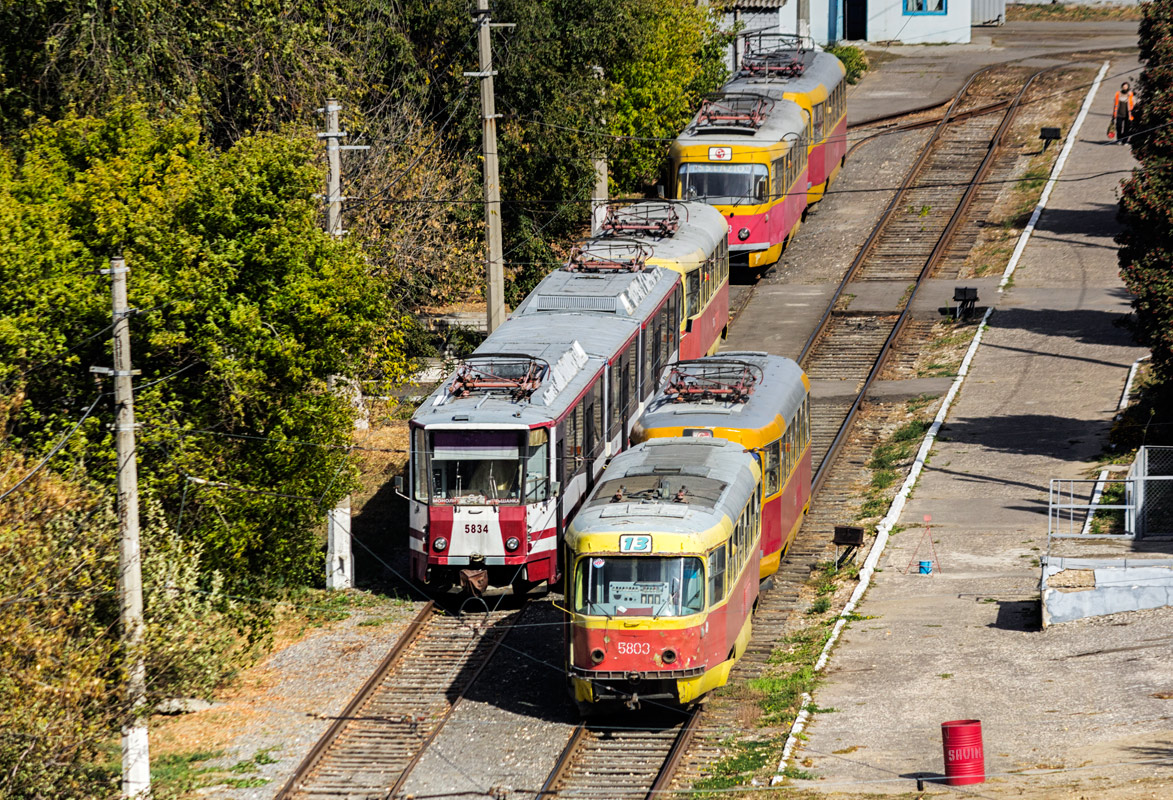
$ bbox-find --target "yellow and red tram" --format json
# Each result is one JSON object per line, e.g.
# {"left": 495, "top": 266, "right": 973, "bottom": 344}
{"left": 669, "top": 93, "right": 809, "bottom": 269}
{"left": 565, "top": 437, "right": 763, "bottom": 707}
{"left": 735, "top": 32, "right": 848, "bottom": 204}
{"left": 633, "top": 353, "right": 811, "bottom": 579}
{"left": 595, "top": 202, "right": 730, "bottom": 361}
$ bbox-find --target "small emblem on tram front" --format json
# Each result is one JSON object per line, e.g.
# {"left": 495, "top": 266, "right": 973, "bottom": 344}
{"left": 708, "top": 146, "right": 731, "bottom": 161}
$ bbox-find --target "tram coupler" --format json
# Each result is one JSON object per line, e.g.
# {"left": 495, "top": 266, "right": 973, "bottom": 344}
{"left": 458, "top": 568, "right": 489, "bottom": 596}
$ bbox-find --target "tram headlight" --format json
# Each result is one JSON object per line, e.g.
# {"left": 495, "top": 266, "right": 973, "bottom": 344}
{"left": 505, "top": 536, "right": 521, "bottom": 552}
{"left": 591, "top": 648, "right": 606, "bottom": 664}
{"left": 738, "top": 227, "right": 750, "bottom": 241}
{"left": 662, "top": 648, "right": 678, "bottom": 664}
{"left": 432, "top": 537, "right": 448, "bottom": 552}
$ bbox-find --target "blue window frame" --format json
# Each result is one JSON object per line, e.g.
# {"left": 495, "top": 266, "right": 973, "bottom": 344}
{"left": 904, "top": 0, "right": 946, "bottom": 14}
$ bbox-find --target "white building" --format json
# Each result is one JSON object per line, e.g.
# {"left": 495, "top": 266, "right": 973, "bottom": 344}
{"left": 721, "top": 0, "right": 973, "bottom": 49}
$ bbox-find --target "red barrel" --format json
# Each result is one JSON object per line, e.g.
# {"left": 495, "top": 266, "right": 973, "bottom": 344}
{"left": 941, "top": 719, "right": 985, "bottom": 786}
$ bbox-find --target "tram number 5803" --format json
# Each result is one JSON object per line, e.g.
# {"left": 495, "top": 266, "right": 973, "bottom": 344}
{"left": 619, "top": 534, "right": 653, "bottom": 553}
{"left": 617, "top": 641, "right": 651, "bottom": 655}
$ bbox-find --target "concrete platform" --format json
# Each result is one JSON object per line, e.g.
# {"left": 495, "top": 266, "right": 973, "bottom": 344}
{"left": 725, "top": 283, "right": 837, "bottom": 360}
{"left": 795, "top": 54, "right": 1173, "bottom": 798}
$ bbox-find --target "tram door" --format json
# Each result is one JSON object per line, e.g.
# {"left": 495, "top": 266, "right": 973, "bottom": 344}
{"left": 845, "top": 0, "right": 867, "bottom": 40}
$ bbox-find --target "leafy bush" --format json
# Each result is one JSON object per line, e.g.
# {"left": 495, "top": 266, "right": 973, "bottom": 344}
{"left": 0, "top": 459, "right": 260, "bottom": 799}
{"left": 1118, "top": 0, "right": 1173, "bottom": 386}
{"left": 826, "top": 44, "right": 869, "bottom": 84}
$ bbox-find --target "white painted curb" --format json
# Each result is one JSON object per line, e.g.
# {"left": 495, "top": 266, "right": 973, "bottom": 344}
{"left": 772, "top": 60, "right": 1112, "bottom": 785}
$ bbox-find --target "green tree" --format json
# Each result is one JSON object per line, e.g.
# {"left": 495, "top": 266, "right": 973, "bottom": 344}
{"left": 407, "top": 0, "right": 726, "bottom": 301}
{"left": 1118, "top": 0, "right": 1173, "bottom": 384}
{"left": 0, "top": 105, "right": 405, "bottom": 584}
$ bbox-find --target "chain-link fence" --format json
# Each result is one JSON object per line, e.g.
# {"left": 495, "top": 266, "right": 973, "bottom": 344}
{"left": 1130, "top": 446, "right": 1173, "bottom": 539}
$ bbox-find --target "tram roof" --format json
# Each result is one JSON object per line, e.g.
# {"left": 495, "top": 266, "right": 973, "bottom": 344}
{"left": 567, "top": 438, "right": 761, "bottom": 547}
{"left": 728, "top": 49, "right": 846, "bottom": 100}
{"left": 637, "top": 352, "right": 808, "bottom": 434}
{"left": 626, "top": 202, "right": 728, "bottom": 265}
{"left": 413, "top": 313, "right": 637, "bottom": 428}
{"left": 512, "top": 264, "right": 679, "bottom": 320}
{"left": 674, "top": 95, "right": 808, "bottom": 149}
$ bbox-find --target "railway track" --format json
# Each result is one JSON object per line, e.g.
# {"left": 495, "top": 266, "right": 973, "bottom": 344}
{"left": 275, "top": 600, "right": 522, "bottom": 800}
{"left": 539, "top": 65, "right": 1055, "bottom": 800}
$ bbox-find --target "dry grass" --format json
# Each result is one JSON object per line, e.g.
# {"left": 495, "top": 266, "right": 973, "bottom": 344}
{"left": 961, "top": 66, "right": 1096, "bottom": 279}
{"left": 1006, "top": 3, "right": 1143, "bottom": 23}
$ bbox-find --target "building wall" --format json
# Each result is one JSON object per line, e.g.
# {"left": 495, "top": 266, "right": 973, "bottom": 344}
{"left": 811, "top": 0, "right": 841, "bottom": 44}
{"left": 866, "top": 0, "right": 972, "bottom": 44}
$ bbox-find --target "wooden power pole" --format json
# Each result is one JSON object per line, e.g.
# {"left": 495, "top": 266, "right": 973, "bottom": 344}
{"left": 92, "top": 256, "right": 149, "bottom": 798}
{"left": 468, "top": 0, "right": 508, "bottom": 332}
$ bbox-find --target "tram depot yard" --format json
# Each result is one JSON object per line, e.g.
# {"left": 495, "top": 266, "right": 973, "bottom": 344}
{"left": 152, "top": 22, "right": 1171, "bottom": 800}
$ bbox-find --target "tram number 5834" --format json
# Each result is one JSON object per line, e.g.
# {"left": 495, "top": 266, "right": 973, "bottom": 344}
{"left": 619, "top": 534, "right": 653, "bottom": 553}
{"left": 463, "top": 523, "right": 490, "bottom": 535}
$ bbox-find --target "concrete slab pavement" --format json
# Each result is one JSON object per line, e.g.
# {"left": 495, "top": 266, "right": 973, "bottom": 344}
{"left": 795, "top": 57, "right": 1172, "bottom": 798}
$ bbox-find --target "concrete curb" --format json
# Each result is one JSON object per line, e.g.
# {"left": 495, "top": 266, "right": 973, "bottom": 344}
{"left": 772, "top": 59, "right": 1114, "bottom": 786}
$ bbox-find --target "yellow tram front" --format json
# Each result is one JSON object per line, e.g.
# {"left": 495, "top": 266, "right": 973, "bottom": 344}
{"left": 565, "top": 438, "right": 762, "bottom": 709}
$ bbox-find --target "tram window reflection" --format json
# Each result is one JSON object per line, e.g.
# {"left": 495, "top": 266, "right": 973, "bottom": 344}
{"left": 575, "top": 556, "right": 704, "bottom": 617}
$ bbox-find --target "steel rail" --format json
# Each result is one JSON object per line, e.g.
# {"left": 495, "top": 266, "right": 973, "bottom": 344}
{"left": 805, "top": 66, "right": 1053, "bottom": 496}
{"left": 797, "top": 65, "right": 992, "bottom": 374}
{"left": 535, "top": 723, "right": 587, "bottom": 799}
{"left": 646, "top": 709, "right": 702, "bottom": 798}
{"left": 276, "top": 599, "right": 522, "bottom": 800}
{"left": 534, "top": 710, "right": 700, "bottom": 800}
{"left": 274, "top": 600, "right": 436, "bottom": 799}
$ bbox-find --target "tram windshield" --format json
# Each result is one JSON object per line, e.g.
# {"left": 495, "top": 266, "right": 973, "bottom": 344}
{"left": 678, "top": 163, "right": 768, "bottom": 206}
{"left": 427, "top": 429, "right": 549, "bottom": 505}
{"left": 575, "top": 556, "right": 705, "bottom": 617}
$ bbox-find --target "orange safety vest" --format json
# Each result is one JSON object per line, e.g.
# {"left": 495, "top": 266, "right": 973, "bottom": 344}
{"left": 1113, "top": 90, "right": 1135, "bottom": 120}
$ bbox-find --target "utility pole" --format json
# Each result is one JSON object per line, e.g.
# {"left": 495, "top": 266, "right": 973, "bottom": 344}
{"left": 92, "top": 256, "right": 149, "bottom": 799}
{"left": 318, "top": 101, "right": 370, "bottom": 589}
{"left": 590, "top": 66, "right": 608, "bottom": 235}
{"left": 317, "top": 99, "right": 369, "bottom": 238}
{"left": 467, "top": 0, "right": 508, "bottom": 332}
{"left": 322, "top": 99, "right": 344, "bottom": 237}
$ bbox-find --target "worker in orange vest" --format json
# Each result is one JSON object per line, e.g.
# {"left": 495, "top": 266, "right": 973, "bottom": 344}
{"left": 1113, "top": 82, "right": 1135, "bottom": 143}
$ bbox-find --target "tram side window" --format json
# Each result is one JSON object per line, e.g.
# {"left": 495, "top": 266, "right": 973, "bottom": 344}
{"left": 801, "top": 398, "right": 810, "bottom": 447}
{"left": 590, "top": 380, "right": 604, "bottom": 459}
{"left": 707, "top": 545, "right": 726, "bottom": 606}
{"left": 772, "top": 157, "right": 784, "bottom": 200}
{"left": 813, "top": 102, "right": 825, "bottom": 141}
{"left": 525, "top": 428, "right": 549, "bottom": 503}
{"left": 642, "top": 327, "right": 654, "bottom": 397}
{"left": 658, "top": 304, "right": 671, "bottom": 369}
{"left": 686, "top": 269, "right": 701, "bottom": 320}
{"left": 783, "top": 422, "right": 795, "bottom": 477}
{"left": 412, "top": 427, "right": 428, "bottom": 501}
{"left": 609, "top": 361, "right": 622, "bottom": 440}
{"left": 674, "top": 287, "right": 683, "bottom": 350}
{"left": 764, "top": 440, "right": 781, "bottom": 496}
{"left": 718, "top": 242, "right": 729, "bottom": 285}
{"left": 626, "top": 340, "right": 639, "bottom": 408}
{"left": 566, "top": 402, "right": 584, "bottom": 479}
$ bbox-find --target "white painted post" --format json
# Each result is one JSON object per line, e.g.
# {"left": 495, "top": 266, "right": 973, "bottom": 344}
{"left": 327, "top": 495, "right": 353, "bottom": 590}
